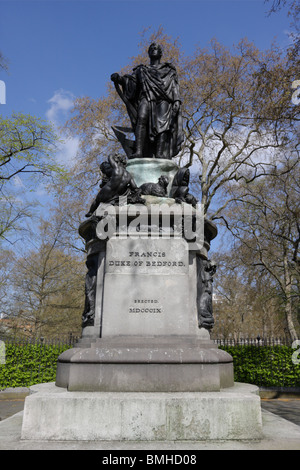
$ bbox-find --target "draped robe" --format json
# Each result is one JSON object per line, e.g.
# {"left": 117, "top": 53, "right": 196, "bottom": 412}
{"left": 121, "top": 62, "right": 184, "bottom": 159}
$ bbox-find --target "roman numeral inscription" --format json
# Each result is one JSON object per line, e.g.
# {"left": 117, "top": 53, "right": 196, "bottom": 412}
{"left": 101, "top": 236, "right": 192, "bottom": 336}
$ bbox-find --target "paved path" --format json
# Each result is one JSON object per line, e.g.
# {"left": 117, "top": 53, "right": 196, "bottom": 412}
{"left": 0, "top": 399, "right": 26, "bottom": 421}
{"left": 261, "top": 398, "right": 300, "bottom": 427}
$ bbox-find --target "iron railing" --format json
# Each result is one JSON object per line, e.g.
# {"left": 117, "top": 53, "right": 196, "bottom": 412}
{"left": 213, "top": 336, "right": 294, "bottom": 347}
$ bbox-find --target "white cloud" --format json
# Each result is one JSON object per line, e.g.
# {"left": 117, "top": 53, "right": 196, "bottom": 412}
{"left": 46, "top": 89, "right": 75, "bottom": 126}
{"left": 46, "top": 89, "right": 80, "bottom": 166}
{"left": 56, "top": 134, "right": 80, "bottom": 167}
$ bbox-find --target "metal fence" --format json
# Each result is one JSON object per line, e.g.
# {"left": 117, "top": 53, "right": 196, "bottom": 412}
{"left": 213, "top": 336, "right": 293, "bottom": 347}
{"left": 0, "top": 334, "right": 294, "bottom": 347}
{"left": 0, "top": 333, "right": 79, "bottom": 348}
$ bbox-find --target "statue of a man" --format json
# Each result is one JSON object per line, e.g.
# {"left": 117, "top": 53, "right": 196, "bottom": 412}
{"left": 111, "top": 43, "right": 184, "bottom": 160}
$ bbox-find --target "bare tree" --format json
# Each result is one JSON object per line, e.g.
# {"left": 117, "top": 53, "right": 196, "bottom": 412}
{"left": 65, "top": 30, "right": 298, "bottom": 219}
{"left": 221, "top": 155, "right": 300, "bottom": 341}
{"left": 5, "top": 218, "right": 85, "bottom": 339}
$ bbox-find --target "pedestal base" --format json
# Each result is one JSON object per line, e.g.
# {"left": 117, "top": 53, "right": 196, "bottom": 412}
{"left": 21, "top": 382, "right": 262, "bottom": 441}
{"left": 55, "top": 335, "right": 234, "bottom": 392}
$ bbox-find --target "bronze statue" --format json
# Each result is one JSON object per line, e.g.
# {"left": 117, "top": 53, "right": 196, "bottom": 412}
{"left": 85, "top": 154, "right": 144, "bottom": 216}
{"left": 139, "top": 175, "right": 169, "bottom": 197}
{"left": 111, "top": 42, "right": 184, "bottom": 160}
{"left": 197, "top": 258, "right": 216, "bottom": 330}
{"left": 170, "top": 168, "right": 198, "bottom": 207}
{"left": 82, "top": 253, "right": 98, "bottom": 327}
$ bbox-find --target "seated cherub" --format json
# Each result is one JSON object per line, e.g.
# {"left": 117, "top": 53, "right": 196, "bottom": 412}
{"left": 85, "top": 154, "right": 142, "bottom": 217}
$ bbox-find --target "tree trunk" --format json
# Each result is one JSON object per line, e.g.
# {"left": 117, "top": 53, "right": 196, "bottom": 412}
{"left": 283, "top": 253, "right": 298, "bottom": 342}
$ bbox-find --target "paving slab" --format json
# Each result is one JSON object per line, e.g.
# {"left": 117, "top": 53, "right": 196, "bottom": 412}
{"left": 261, "top": 398, "right": 300, "bottom": 427}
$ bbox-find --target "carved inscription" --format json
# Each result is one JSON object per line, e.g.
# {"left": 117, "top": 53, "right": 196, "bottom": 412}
{"left": 108, "top": 260, "right": 185, "bottom": 267}
{"left": 106, "top": 249, "right": 187, "bottom": 272}
{"left": 102, "top": 238, "right": 190, "bottom": 336}
{"left": 129, "top": 298, "right": 162, "bottom": 314}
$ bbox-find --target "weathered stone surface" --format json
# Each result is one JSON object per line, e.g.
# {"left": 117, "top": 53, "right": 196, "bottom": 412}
{"left": 56, "top": 335, "right": 234, "bottom": 392}
{"left": 101, "top": 236, "right": 195, "bottom": 337}
{"left": 21, "top": 382, "right": 262, "bottom": 441}
{"left": 56, "top": 205, "right": 229, "bottom": 395}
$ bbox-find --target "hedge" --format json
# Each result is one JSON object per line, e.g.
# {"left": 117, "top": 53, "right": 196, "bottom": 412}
{"left": 0, "top": 343, "right": 300, "bottom": 389}
{"left": 220, "top": 345, "right": 300, "bottom": 388}
{"left": 0, "top": 343, "right": 70, "bottom": 389}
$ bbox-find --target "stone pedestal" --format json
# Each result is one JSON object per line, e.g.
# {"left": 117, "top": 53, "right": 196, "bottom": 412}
{"left": 21, "top": 382, "right": 262, "bottom": 441}
{"left": 102, "top": 235, "right": 195, "bottom": 337}
{"left": 55, "top": 201, "right": 234, "bottom": 393}
{"left": 55, "top": 335, "right": 234, "bottom": 392}
{"left": 21, "top": 159, "right": 263, "bottom": 442}
{"left": 79, "top": 200, "right": 214, "bottom": 339}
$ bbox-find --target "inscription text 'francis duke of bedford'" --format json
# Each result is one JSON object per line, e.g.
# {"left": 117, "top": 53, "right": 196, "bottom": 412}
{"left": 105, "top": 238, "right": 189, "bottom": 274}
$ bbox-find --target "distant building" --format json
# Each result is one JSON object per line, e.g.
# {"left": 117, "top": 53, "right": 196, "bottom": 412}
{"left": 0, "top": 315, "right": 34, "bottom": 337}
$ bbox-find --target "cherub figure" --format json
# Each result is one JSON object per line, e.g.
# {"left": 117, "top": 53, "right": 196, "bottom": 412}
{"left": 85, "top": 154, "right": 143, "bottom": 217}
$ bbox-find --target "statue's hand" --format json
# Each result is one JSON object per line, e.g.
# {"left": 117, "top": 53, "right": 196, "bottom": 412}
{"left": 111, "top": 73, "right": 120, "bottom": 84}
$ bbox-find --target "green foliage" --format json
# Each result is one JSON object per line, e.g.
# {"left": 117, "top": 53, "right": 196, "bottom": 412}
{"left": 0, "top": 113, "right": 67, "bottom": 244}
{"left": 0, "top": 113, "right": 64, "bottom": 182}
{"left": 0, "top": 343, "right": 71, "bottom": 389}
{"left": 220, "top": 345, "right": 300, "bottom": 387}
{"left": 1, "top": 342, "right": 300, "bottom": 389}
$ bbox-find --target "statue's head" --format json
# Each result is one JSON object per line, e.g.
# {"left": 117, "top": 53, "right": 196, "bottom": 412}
{"left": 100, "top": 161, "right": 112, "bottom": 176}
{"left": 158, "top": 175, "right": 169, "bottom": 188}
{"left": 115, "top": 154, "right": 127, "bottom": 167}
{"left": 148, "top": 42, "right": 163, "bottom": 60}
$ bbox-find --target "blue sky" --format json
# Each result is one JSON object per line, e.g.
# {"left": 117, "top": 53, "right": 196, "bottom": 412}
{"left": 0, "top": 0, "right": 293, "bottom": 238}
{"left": 1, "top": 0, "right": 291, "bottom": 126}
{"left": 0, "top": 0, "right": 293, "bottom": 249}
